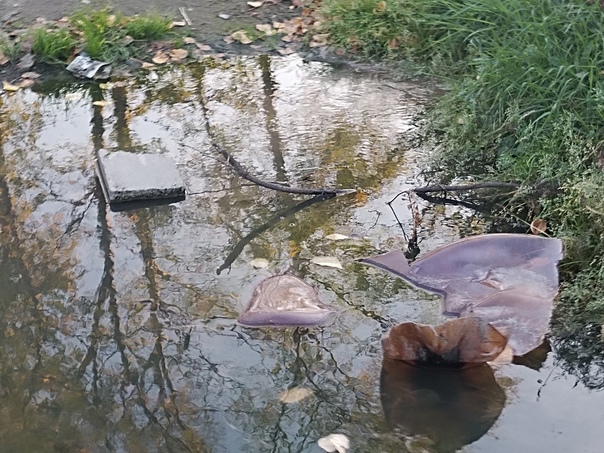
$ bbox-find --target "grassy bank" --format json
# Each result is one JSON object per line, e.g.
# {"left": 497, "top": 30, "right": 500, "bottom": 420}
{"left": 323, "top": 0, "right": 604, "bottom": 385}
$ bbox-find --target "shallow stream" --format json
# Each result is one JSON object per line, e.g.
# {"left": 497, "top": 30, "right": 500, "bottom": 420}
{"left": 0, "top": 55, "right": 602, "bottom": 452}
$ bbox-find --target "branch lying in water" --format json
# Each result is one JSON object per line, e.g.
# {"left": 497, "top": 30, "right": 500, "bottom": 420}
{"left": 214, "top": 144, "right": 356, "bottom": 196}
{"left": 413, "top": 181, "right": 520, "bottom": 194}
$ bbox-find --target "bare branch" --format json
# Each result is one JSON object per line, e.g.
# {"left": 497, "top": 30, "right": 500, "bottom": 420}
{"left": 413, "top": 181, "right": 520, "bottom": 194}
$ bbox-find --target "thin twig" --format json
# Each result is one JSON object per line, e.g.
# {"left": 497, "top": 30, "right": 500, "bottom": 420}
{"left": 214, "top": 143, "right": 356, "bottom": 196}
{"left": 413, "top": 181, "right": 520, "bottom": 194}
{"left": 179, "top": 7, "right": 192, "bottom": 26}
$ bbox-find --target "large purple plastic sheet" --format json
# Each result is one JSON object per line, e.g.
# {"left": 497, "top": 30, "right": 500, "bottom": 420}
{"left": 361, "top": 234, "right": 563, "bottom": 356}
{"left": 238, "top": 274, "right": 336, "bottom": 327}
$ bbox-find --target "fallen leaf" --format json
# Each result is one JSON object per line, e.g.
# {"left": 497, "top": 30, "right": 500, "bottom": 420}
{"left": 279, "top": 387, "right": 313, "bottom": 403}
{"left": 17, "top": 79, "right": 35, "bottom": 88}
{"left": 172, "top": 20, "right": 187, "bottom": 27}
{"left": 318, "top": 433, "right": 350, "bottom": 453}
{"left": 223, "top": 35, "right": 235, "bottom": 44}
{"left": 309, "top": 33, "right": 329, "bottom": 48}
{"left": 121, "top": 35, "right": 134, "bottom": 46}
{"left": 530, "top": 218, "right": 547, "bottom": 235}
{"left": 141, "top": 62, "right": 156, "bottom": 69}
{"left": 256, "top": 23, "right": 276, "bottom": 36}
{"left": 247, "top": 1, "right": 263, "bottom": 7}
{"left": 183, "top": 37, "right": 197, "bottom": 44}
{"left": 106, "top": 14, "right": 117, "bottom": 27}
{"left": 238, "top": 274, "right": 336, "bottom": 327}
{"left": 2, "top": 81, "right": 20, "bottom": 92}
{"left": 151, "top": 51, "right": 170, "bottom": 64}
{"left": 374, "top": 1, "right": 387, "bottom": 12}
{"left": 231, "top": 30, "right": 253, "bottom": 44}
{"left": 250, "top": 258, "right": 270, "bottom": 269}
{"left": 388, "top": 37, "right": 399, "bottom": 49}
{"left": 281, "top": 35, "right": 295, "bottom": 43}
{"left": 311, "top": 256, "right": 343, "bottom": 269}
{"left": 92, "top": 100, "right": 111, "bottom": 107}
{"left": 0, "top": 52, "right": 8, "bottom": 65}
{"left": 272, "top": 21, "right": 285, "bottom": 29}
{"left": 16, "top": 53, "right": 35, "bottom": 70}
{"left": 21, "top": 71, "right": 40, "bottom": 79}
{"left": 325, "top": 233, "right": 349, "bottom": 241}
{"left": 195, "top": 43, "right": 212, "bottom": 51}
{"left": 169, "top": 48, "right": 189, "bottom": 62}
{"left": 277, "top": 47, "right": 294, "bottom": 55}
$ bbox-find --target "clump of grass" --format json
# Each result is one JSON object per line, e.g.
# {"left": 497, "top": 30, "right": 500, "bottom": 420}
{"left": 32, "top": 28, "right": 76, "bottom": 63}
{"left": 124, "top": 13, "right": 172, "bottom": 40}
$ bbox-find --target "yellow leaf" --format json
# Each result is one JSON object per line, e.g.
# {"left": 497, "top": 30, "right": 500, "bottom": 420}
{"left": 152, "top": 51, "right": 170, "bottom": 64}
{"left": 2, "top": 81, "right": 20, "bottom": 92}
{"left": 231, "top": 30, "right": 253, "bottom": 44}
{"left": 106, "top": 14, "right": 117, "bottom": 26}
{"left": 354, "top": 191, "right": 368, "bottom": 205}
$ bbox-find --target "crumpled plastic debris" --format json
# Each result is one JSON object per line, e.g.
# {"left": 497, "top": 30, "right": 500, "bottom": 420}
{"left": 66, "top": 53, "right": 112, "bottom": 79}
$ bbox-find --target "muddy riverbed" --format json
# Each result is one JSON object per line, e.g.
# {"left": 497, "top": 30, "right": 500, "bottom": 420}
{"left": 0, "top": 54, "right": 602, "bottom": 453}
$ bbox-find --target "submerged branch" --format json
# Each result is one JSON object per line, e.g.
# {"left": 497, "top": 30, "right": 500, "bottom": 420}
{"left": 214, "top": 144, "right": 355, "bottom": 196}
{"left": 413, "top": 181, "right": 520, "bottom": 194}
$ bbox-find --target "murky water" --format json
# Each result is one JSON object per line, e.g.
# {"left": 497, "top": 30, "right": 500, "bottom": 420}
{"left": 0, "top": 55, "right": 602, "bottom": 453}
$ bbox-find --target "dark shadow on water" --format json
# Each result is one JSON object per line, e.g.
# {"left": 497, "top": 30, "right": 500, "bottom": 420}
{"left": 380, "top": 358, "right": 506, "bottom": 453}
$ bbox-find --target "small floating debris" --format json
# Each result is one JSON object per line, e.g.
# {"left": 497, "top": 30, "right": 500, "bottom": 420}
{"left": 310, "top": 256, "right": 343, "bottom": 269}
{"left": 66, "top": 52, "right": 111, "bottom": 79}
{"left": 96, "top": 149, "right": 185, "bottom": 206}
{"left": 218, "top": 13, "right": 231, "bottom": 20}
{"left": 238, "top": 274, "right": 336, "bottom": 327}
{"left": 250, "top": 258, "right": 270, "bottom": 269}
{"left": 317, "top": 433, "right": 350, "bottom": 453}
{"left": 325, "top": 233, "right": 349, "bottom": 241}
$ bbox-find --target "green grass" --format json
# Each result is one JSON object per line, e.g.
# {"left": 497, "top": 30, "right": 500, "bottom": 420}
{"left": 322, "top": 0, "right": 604, "bottom": 387}
{"left": 20, "top": 8, "right": 174, "bottom": 65}
{"left": 32, "top": 28, "right": 76, "bottom": 63}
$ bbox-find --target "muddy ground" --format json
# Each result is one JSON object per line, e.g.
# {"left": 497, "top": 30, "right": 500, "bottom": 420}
{"left": 1, "top": 0, "right": 300, "bottom": 39}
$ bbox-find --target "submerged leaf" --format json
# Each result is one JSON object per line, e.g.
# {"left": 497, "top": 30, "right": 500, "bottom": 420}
{"left": 318, "top": 433, "right": 350, "bottom": 453}
{"left": 311, "top": 256, "right": 343, "bottom": 269}
{"left": 231, "top": 30, "right": 253, "bottom": 44}
{"left": 361, "top": 234, "right": 563, "bottom": 355}
{"left": 279, "top": 387, "right": 313, "bottom": 403}
{"left": 238, "top": 274, "right": 336, "bottom": 327}
{"left": 382, "top": 317, "right": 508, "bottom": 367}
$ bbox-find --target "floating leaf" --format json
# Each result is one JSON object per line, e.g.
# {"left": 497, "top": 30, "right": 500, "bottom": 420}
{"left": 530, "top": 218, "right": 547, "bottom": 235}
{"left": 325, "top": 233, "right": 349, "bottom": 241}
{"left": 2, "top": 81, "right": 20, "bottom": 92}
{"left": 195, "top": 43, "right": 212, "bottom": 51}
{"left": 141, "top": 62, "right": 156, "bottom": 69}
{"left": 382, "top": 317, "right": 508, "bottom": 367}
{"left": 17, "top": 79, "right": 35, "bottom": 88}
{"left": 279, "top": 387, "right": 313, "bottom": 403}
{"left": 361, "top": 234, "right": 563, "bottom": 355}
{"left": 231, "top": 30, "right": 253, "bottom": 44}
{"left": 183, "top": 37, "right": 197, "bottom": 44}
{"left": 16, "top": 53, "right": 35, "bottom": 70}
{"left": 247, "top": 1, "right": 263, "bottom": 7}
{"left": 311, "top": 256, "right": 343, "bottom": 269}
{"left": 223, "top": 35, "right": 235, "bottom": 44}
{"left": 318, "top": 433, "right": 350, "bottom": 453}
{"left": 250, "top": 258, "right": 270, "bottom": 269}
{"left": 92, "top": 100, "right": 111, "bottom": 107}
{"left": 238, "top": 274, "right": 336, "bottom": 327}
{"left": 151, "top": 51, "right": 169, "bottom": 64}
{"left": 169, "top": 48, "right": 188, "bottom": 62}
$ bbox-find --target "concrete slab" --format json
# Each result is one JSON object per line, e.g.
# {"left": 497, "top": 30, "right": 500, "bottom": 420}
{"left": 96, "top": 149, "right": 186, "bottom": 204}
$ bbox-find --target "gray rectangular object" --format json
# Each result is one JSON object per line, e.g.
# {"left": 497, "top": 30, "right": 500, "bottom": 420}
{"left": 96, "top": 149, "right": 186, "bottom": 204}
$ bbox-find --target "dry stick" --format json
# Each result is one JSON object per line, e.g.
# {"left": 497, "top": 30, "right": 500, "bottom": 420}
{"left": 213, "top": 143, "right": 356, "bottom": 196}
{"left": 413, "top": 181, "right": 520, "bottom": 194}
